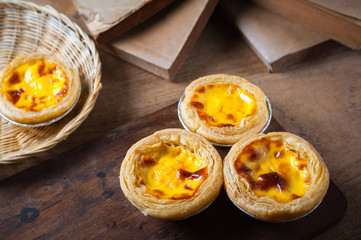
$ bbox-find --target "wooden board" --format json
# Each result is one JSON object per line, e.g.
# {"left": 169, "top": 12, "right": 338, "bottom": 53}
{"left": 72, "top": 0, "right": 174, "bottom": 42}
{"left": 308, "top": 0, "right": 361, "bottom": 20}
{"left": 102, "top": 0, "right": 219, "bottom": 80}
{"left": 219, "top": 0, "right": 330, "bottom": 72}
{"left": 0, "top": 103, "right": 347, "bottom": 239}
{"left": 251, "top": 0, "right": 361, "bottom": 49}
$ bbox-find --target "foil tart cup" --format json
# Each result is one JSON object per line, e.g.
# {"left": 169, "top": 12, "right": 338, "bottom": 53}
{"left": 0, "top": 82, "right": 81, "bottom": 127}
{"left": 226, "top": 193, "right": 324, "bottom": 223}
{"left": 177, "top": 93, "right": 272, "bottom": 147}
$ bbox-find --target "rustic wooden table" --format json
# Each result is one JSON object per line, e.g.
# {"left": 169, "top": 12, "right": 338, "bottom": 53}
{"left": 1, "top": 1, "right": 361, "bottom": 239}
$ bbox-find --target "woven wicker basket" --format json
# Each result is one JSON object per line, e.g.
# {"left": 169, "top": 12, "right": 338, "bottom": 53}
{"left": 0, "top": 0, "right": 102, "bottom": 164}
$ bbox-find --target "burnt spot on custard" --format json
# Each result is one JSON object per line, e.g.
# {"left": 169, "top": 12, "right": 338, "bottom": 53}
{"left": 196, "top": 86, "right": 206, "bottom": 93}
{"left": 8, "top": 72, "right": 21, "bottom": 84}
{"left": 38, "top": 61, "right": 46, "bottom": 77}
{"left": 177, "top": 168, "right": 207, "bottom": 181}
{"left": 6, "top": 88, "right": 25, "bottom": 104}
{"left": 256, "top": 172, "right": 288, "bottom": 192}
{"left": 191, "top": 101, "right": 204, "bottom": 109}
{"left": 140, "top": 156, "right": 157, "bottom": 167}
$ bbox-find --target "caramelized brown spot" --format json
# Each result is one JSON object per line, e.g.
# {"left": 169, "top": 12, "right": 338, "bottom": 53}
{"left": 8, "top": 72, "right": 21, "bottom": 84}
{"left": 198, "top": 112, "right": 216, "bottom": 124}
{"left": 192, "top": 94, "right": 199, "bottom": 100}
{"left": 7, "top": 88, "right": 25, "bottom": 104}
{"left": 250, "top": 150, "right": 263, "bottom": 161}
{"left": 184, "top": 184, "right": 193, "bottom": 190}
{"left": 256, "top": 172, "right": 288, "bottom": 192}
{"left": 38, "top": 61, "right": 46, "bottom": 76}
{"left": 297, "top": 164, "right": 307, "bottom": 171}
{"left": 207, "top": 115, "right": 215, "bottom": 122}
{"left": 196, "top": 86, "right": 206, "bottom": 93}
{"left": 291, "top": 194, "right": 300, "bottom": 200}
{"left": 28, "top": 96, "right": 40, "bottom": 111}
{"left": 242, "top": 138, "right": 270, "bottom": 159}
{"left": 140, "top": 156, "right": 156, "bottom": 167}
{"left": 234, "top": 162, "right": 252, "bottom": 175}
{"left": 208, "top": 84, "right": 214, "bottom": 88}
{"left": 191, "top": 101, "right": 204, "bottom": 109}
{"left": 242, "top": 146, "right": 263, "bottom": 161}
{"left": 234, "top": 159, "right": 256, "bottom": 188}
{"left": 274, "top": 140, "right": 283, "bottom": 148}
{"left": 30, "top": 102, "right": 41, "bottom": 112}
{"left": 177, "top": 168, "right": 207, "bottom": 181}
{"left": 226, "top": 114, "right": 236, "bottom": 122}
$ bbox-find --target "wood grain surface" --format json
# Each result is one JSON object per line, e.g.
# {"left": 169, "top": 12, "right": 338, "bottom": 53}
{"left": 1, "top": 0, "right": 361, "bottom": 239}
{"left": 251, "top": 0, "right": 361, "bottom": 49}
{"left": 0, "top": 103, "right": 347, "bottom": 239}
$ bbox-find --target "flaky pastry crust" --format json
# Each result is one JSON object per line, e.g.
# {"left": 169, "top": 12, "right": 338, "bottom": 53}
{"left": 0, "top": 54, "right": 80, "bottom": 124}
{"left": 180, "top": 74, "right": 269, "bottom": 145}
{"left": 223, "top": 132, "right": 329, "bottom": 222}
{"left": 119, "top": 128, "right": 223, "bottom": 219}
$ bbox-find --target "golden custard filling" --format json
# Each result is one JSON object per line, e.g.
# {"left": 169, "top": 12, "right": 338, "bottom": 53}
{"left": 2, "top": 59, "right": 69, "bottom": 112}
{"left": 138, "top": 144, "right": 208, "bottom": 200}
{"left": 190, "top": 83, "right": 257, "bottom": 127}
{"left": 234, "top": 138, "right": 310, "bottom": 203}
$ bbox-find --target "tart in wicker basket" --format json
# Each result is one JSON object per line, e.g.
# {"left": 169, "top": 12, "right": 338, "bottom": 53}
{"left": 0, "top": 0, "right": 102, "bottom": 164}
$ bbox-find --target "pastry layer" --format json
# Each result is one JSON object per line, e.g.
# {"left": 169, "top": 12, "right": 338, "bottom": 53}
{"left": 120, "top": 129, "right": 223, "bottom": 219}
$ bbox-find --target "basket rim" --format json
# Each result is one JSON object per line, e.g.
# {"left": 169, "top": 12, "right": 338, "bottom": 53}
{"left": 0, "top": 0, "right": 102, "bottom": 163}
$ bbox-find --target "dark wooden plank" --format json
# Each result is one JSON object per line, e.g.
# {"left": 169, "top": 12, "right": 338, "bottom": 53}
{"left": 0, "top": 103, "right": 347, "bottom": 239}
{"left": 250, "top": 0, "right": 361, "bottom": 49}
{"left": 219, "top": 0, "right": 329, "bottom": 72}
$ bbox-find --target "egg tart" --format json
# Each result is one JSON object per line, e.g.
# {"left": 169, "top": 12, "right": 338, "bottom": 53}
{"left": 119, "top": 128, "right": 223, "bottom": 219}
{"left": 0, "top": 54, "right": 80, "bottom": 125}
{"left": 179, "top": 74, "right": 269, "bottom": 145}
{"left": 223, "top": 132, "right": 329, "bottom": 222}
